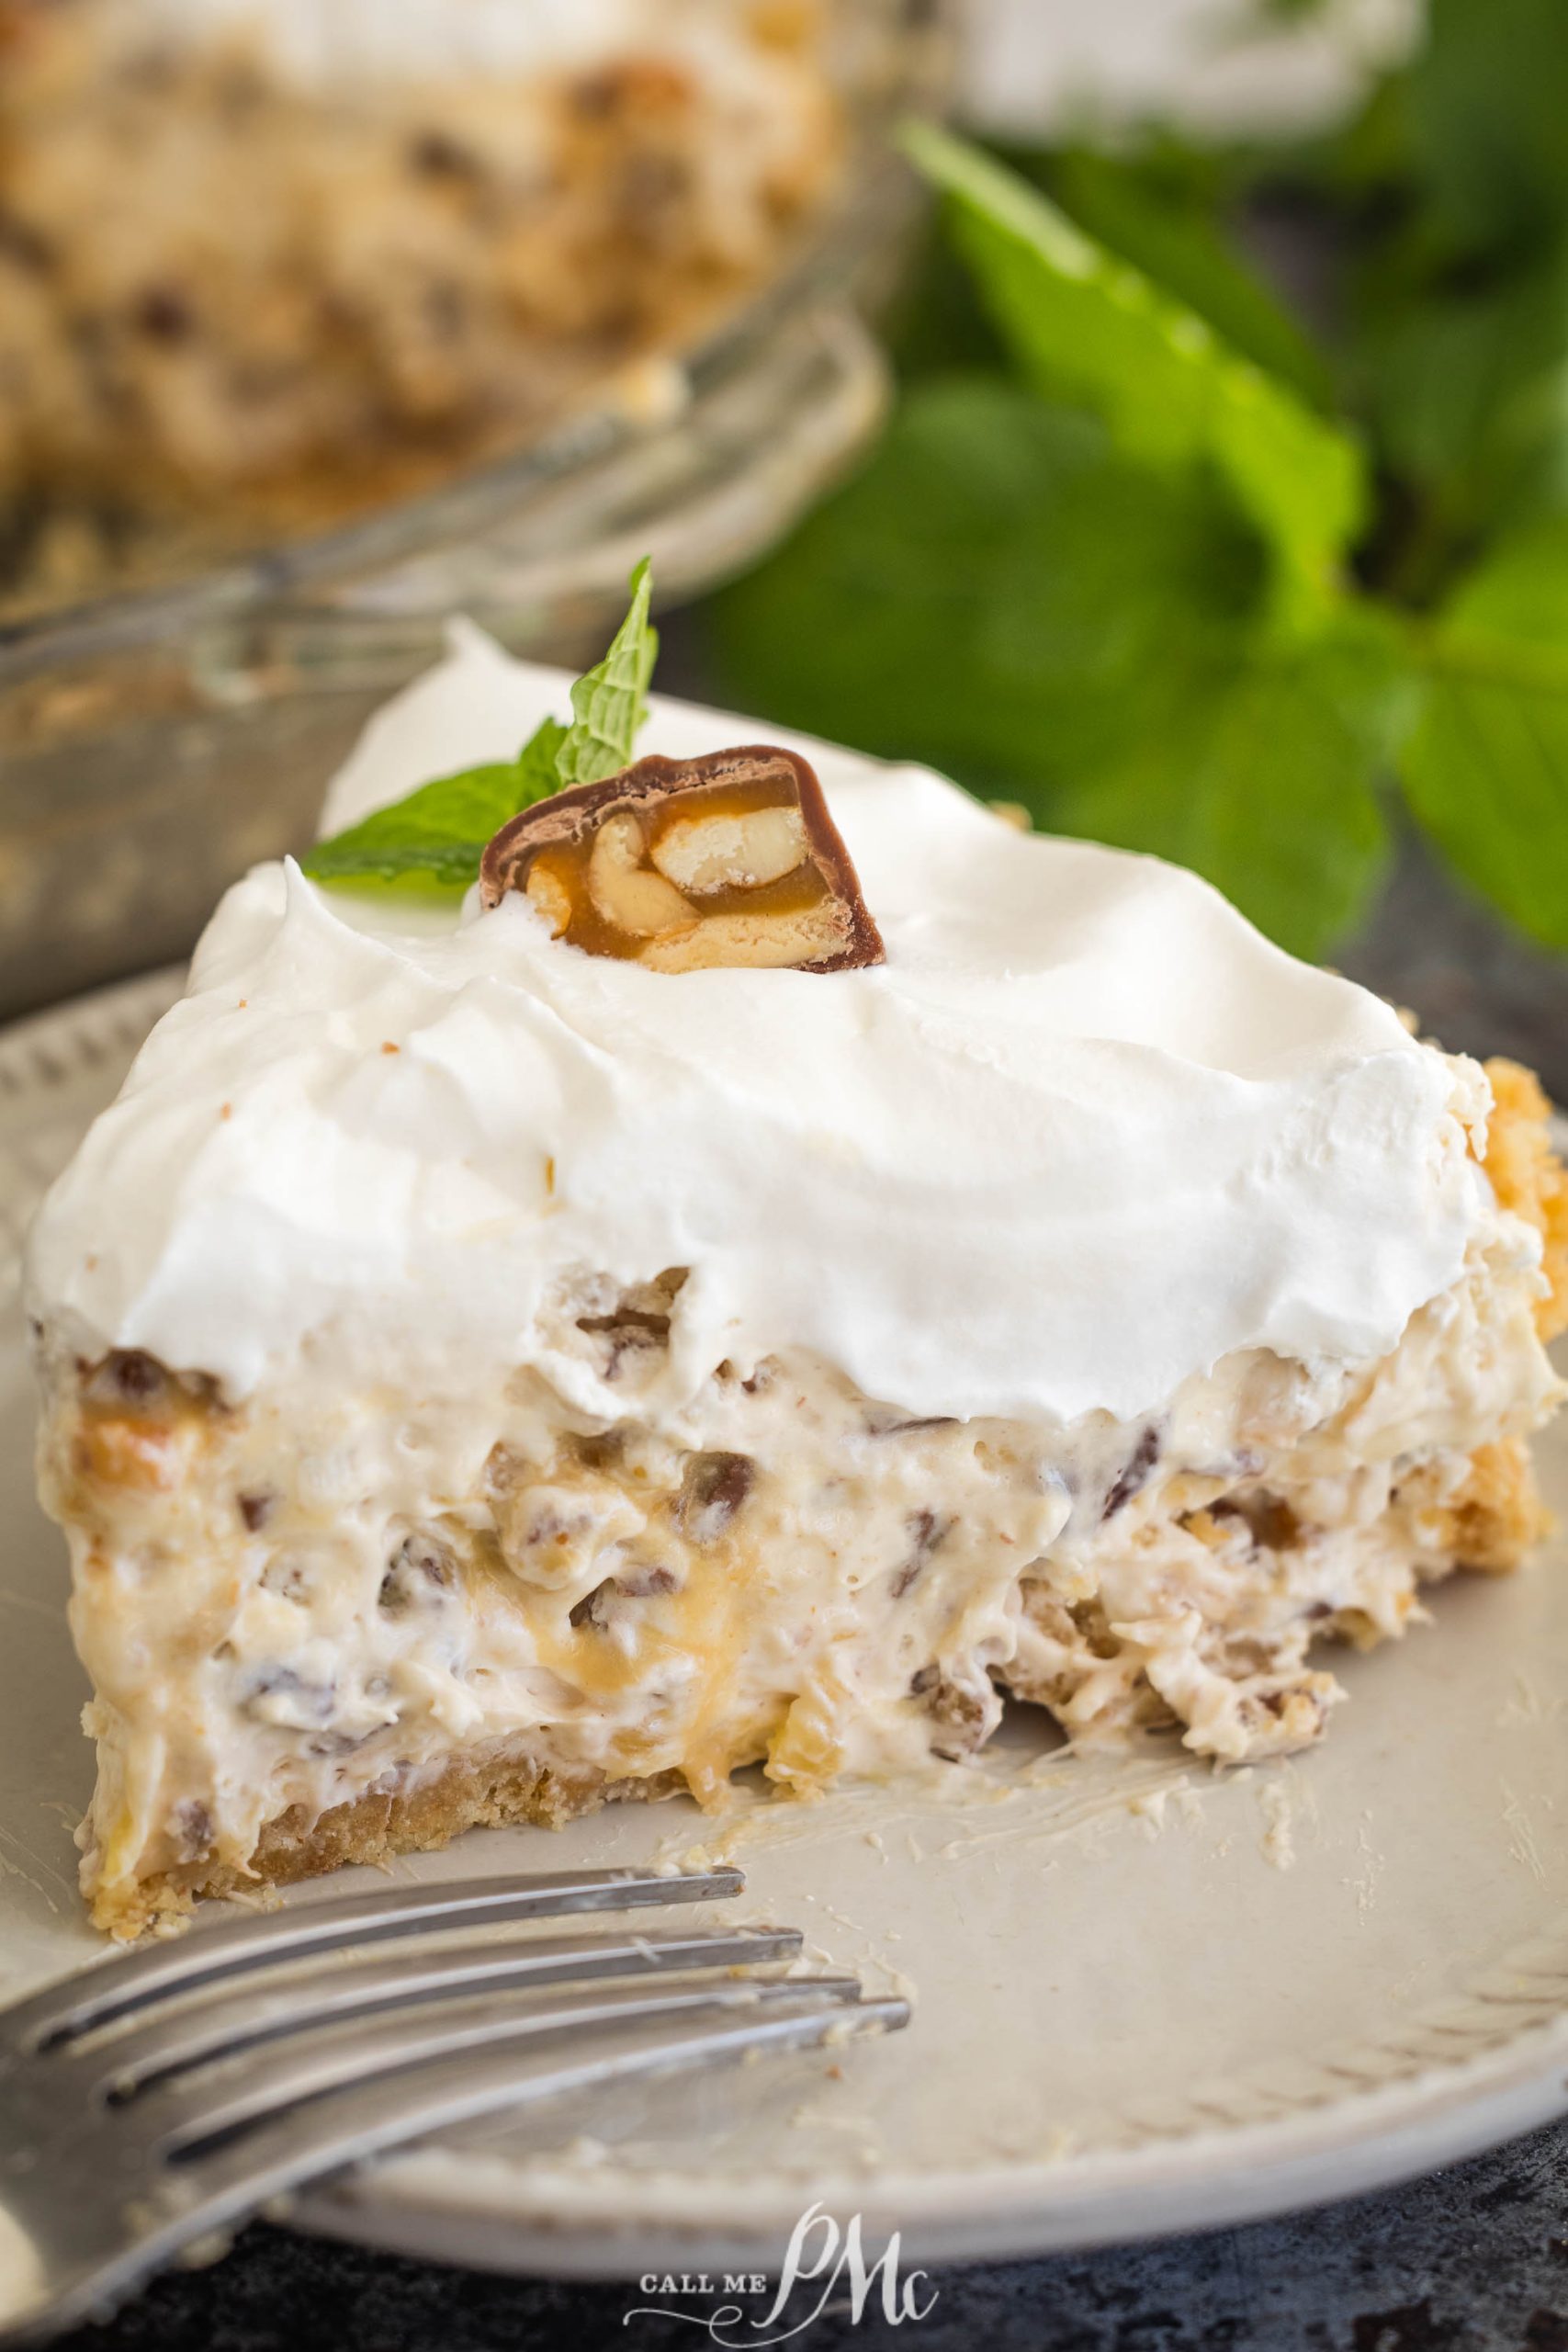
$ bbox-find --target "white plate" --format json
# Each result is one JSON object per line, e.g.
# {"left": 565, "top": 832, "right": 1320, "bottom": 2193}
{"left": 2, "top": 973, "right": 1567, "bottom": 2279}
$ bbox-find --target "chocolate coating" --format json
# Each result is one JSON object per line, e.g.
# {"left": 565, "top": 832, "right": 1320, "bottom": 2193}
{"left": 479, "top": 744, "right": 886, "bottom": 975}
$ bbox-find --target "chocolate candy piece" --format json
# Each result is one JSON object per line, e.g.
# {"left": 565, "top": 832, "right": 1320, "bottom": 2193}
{"left": 479, "top": 745, "right": 886, "bottom": 974}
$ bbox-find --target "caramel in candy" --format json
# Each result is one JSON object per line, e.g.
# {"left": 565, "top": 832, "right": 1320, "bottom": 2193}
{"left": 479, "top": 745, "right": 886, "bottom": 974}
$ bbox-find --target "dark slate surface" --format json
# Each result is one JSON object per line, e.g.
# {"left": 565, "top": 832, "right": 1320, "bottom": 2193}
{"left": 1339, "top": 831, "right": 1568, "bottom": 1102}
{"left": 55, "top": 2120, "right": 1568, "bottom": 2352}
{"left": 55, "top": 776, "right": 1568, "bottom": 2352}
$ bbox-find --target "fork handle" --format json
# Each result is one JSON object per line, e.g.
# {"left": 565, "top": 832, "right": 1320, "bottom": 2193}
{"left": 0, "top": 1992, "right": 907, "bottom": 2345}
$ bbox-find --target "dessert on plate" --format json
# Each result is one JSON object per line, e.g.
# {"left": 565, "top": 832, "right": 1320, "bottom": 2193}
{"left": 0, "top": 0, "right": 838, "bottom": 616}
{"left": 26, "top": 581, "right": 1568, "bottom": 1938}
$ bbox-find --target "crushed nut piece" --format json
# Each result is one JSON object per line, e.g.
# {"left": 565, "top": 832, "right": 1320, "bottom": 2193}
{"left": 890, "top": 1507, "right": 953, "bottom": 1599}
{"left": 570, "top": 1561, "right": 679, "bottom": 1630}
{"left": 1103, "top": 1423, "right": 1162, "bottom": 1520}
{"left": 479, "top": 746, "right": 885, "bottom": 975}
{"left": 172, "top": 1799, "right": 213, "bottom": 1862}
{"left": 680, "top": 1451, "right": 756, "bottom": 1541}
{"left": 378, "top": 1530, "right": 458, "bottom": 1613}
{"left": 87, "top": 1350, "right": 165, "bottom": 1408}
{"left": 651, "top": 802, "right": 807, "bottom": 892}
{"left": 587, "top": 811, "right": 696, "bottom": 937}
{"left": 908, "top": 1662, "right": 998, "bottom": 1759}
{"left": 243, "top": 1664, "right": 337, "bottom": 1730}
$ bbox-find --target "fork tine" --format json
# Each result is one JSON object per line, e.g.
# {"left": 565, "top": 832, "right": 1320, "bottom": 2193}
{"left": 67, "top": 1988, "right": 908, "bottom": 2339}
{"left": 134, "top": 1976, "right": 872, "bottom": 2154}
{"left": 16, "top": 1866, "right": 743, "bottom": 2051}
{"left": 83, "top": 1924, "right": 803, "bottom": 2097}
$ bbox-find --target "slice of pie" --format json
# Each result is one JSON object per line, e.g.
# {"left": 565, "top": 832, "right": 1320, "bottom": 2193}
{"left": 27, "top": 622, "right": 1568, "bottom": 1938}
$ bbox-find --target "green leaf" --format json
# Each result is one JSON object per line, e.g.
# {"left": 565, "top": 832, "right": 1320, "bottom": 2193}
{"left": 1048, "top": 614, "right": 1403, "bottom": 959}
{"left": 304, "top": 569, "right": 656, "bottom": 897}
{"left": 1408, "top": 0, "right": 1568, "bottom": 247}
{"left": 301, "top": 762, "right": 547, "bottom": 894}
{"left": 515, "top": 715, "right": 572, "bottom": 799}
{"left": 712, "top": 377, "right": 1390, "bottom": 956}
{"left": 1351, "top": 250, "right": 1568, "bottom": 552}
{"left": 1401, "top": 515, "right": 1568, "bottom": 945}
{"left": 889, "top": 140, "right": 1329, "bottom": 404}
{"left": 557, "top": 557, "right": 660, "bottom": 786}
{"left": 712, "top": 378, "right": 1266, "bottom": 788}
{"left": 900, "top": 122, "right": 1368, "bottom": 620}
{"left": 1049, "top": 148, "right": 1332, "bottom": 406}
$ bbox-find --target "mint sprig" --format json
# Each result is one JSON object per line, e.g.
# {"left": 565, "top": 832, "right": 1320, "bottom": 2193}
{"left": 900, "top": 122, "right": 1367, "bottom": 623}
{"left": 714, "top": 106, "right": 1568, "bottom": 961}
{"left": 303, "top": 560, "right": 657, "bottom": 898}
{"left": 558, "top": 558, "right": 660, "bottom": 786}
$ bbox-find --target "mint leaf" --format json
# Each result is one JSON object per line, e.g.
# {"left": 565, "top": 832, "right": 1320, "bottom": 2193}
{"left": 1049, "top": 149, "right": 1332, "bottom": 407}
{"left": 1048, "top": 614, "right": 1404, "bottom": 958}
{"left": 891, "top": 142, "right": 1331, "bottom": 406}
{"left": 1351, "top": 251, "right": 1568, "bottom": 553}
{"left": 1408, "top": 0, "right": 1568, "bottom": 246}
{"left": 301, "top": 763, "right": 545, "bottom": 893}
{"left": 900, "top": 122, "right": 1367, "bottom": 619}
{"left": 1401, "top": 515, "right": 1568, "bottom": 946}
{"left": 304, "top": 571, "right": 655, "bottom": 897}
{"left": 557, "top": 557, "right": 660, "bottom": 786}
{"left": 713, "top": 379, "right": 1267, "bottom": 796}
{"left": 515, "top": 715, "right": 571, "bottom": 798}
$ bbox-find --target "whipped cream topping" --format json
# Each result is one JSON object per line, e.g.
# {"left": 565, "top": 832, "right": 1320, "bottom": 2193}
{"left": 27, "top": 628, "right": 1495, "bottom": 1428}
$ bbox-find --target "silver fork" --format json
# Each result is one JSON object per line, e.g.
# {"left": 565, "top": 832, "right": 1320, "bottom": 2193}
{"left": 0, "top": 1864, "right": 908, "bottom": 2345}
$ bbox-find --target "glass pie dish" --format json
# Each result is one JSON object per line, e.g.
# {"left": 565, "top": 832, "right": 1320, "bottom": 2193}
{"left": 0, "top": 0, "right": 951, "bottom": 1019}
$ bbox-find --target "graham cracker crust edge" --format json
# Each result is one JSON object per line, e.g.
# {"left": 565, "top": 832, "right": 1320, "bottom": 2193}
{"left": 92, "top": 1747, "right": 685, "bottom": 1941}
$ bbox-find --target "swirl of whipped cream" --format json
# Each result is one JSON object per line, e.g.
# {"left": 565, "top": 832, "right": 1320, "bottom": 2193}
{"left": 26, "top": 627, "right": 1492, "bottom": 1427}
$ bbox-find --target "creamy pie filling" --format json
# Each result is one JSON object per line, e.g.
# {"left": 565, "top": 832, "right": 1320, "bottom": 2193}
{"left": 37, "top": 1076, "right": 1565, "bottom": 1939}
